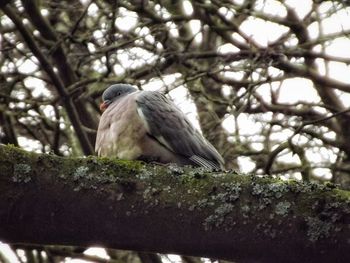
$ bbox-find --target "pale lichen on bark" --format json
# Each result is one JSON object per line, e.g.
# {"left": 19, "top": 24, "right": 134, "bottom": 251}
{"left": 0, "top": 145, "right": 349, "bottom": 263}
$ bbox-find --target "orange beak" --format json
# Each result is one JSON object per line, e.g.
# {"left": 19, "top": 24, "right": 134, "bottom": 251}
{"left": 100, "top": 101, "right": 108, "bottom": 112}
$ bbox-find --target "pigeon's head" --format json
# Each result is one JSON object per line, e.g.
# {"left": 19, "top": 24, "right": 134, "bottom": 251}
{"left": 100, "top": 84, "right": 137, "bottom": 111}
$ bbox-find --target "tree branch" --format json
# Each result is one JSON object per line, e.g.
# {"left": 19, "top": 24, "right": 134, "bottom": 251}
{"left": 0, "top": 145, "right": 349, "bottom": 263}
{"left": 1, "top": 5, "right": 94, "bottom": 155}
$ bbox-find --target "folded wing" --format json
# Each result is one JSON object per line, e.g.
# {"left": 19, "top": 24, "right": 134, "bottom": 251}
{"left": 136, "top": 91, "right": 225, "bottom": 170}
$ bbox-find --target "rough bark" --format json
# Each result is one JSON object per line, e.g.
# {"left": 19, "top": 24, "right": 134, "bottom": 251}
{"left": 0, "top": 145, "right": 349, "bottom": 263}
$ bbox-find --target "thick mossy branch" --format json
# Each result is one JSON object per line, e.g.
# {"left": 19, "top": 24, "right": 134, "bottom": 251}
{"left": 0, "top": 145, "right": 349, "bottom": 263}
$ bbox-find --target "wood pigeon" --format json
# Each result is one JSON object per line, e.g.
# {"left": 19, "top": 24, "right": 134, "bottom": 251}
{"left": 95, "top": 84, "right": 225, "bottom": 170}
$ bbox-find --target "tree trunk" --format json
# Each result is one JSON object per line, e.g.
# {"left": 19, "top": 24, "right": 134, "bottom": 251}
{"left": 0, "top": 145, "right": 349, "bottom": 263}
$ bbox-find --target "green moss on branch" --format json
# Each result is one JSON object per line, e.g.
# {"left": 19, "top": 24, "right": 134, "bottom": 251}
{"left": 0, "top": 145, "right": 349, "bottom": 263}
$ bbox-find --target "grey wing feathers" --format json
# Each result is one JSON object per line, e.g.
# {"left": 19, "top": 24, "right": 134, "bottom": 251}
{"left": 136, "top": 91, "right": 224, "bottom": 169}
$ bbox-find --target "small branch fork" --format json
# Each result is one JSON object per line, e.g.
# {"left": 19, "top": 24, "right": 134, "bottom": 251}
{"left": 264, "top": 107, "right": 350, "bottom": 176}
